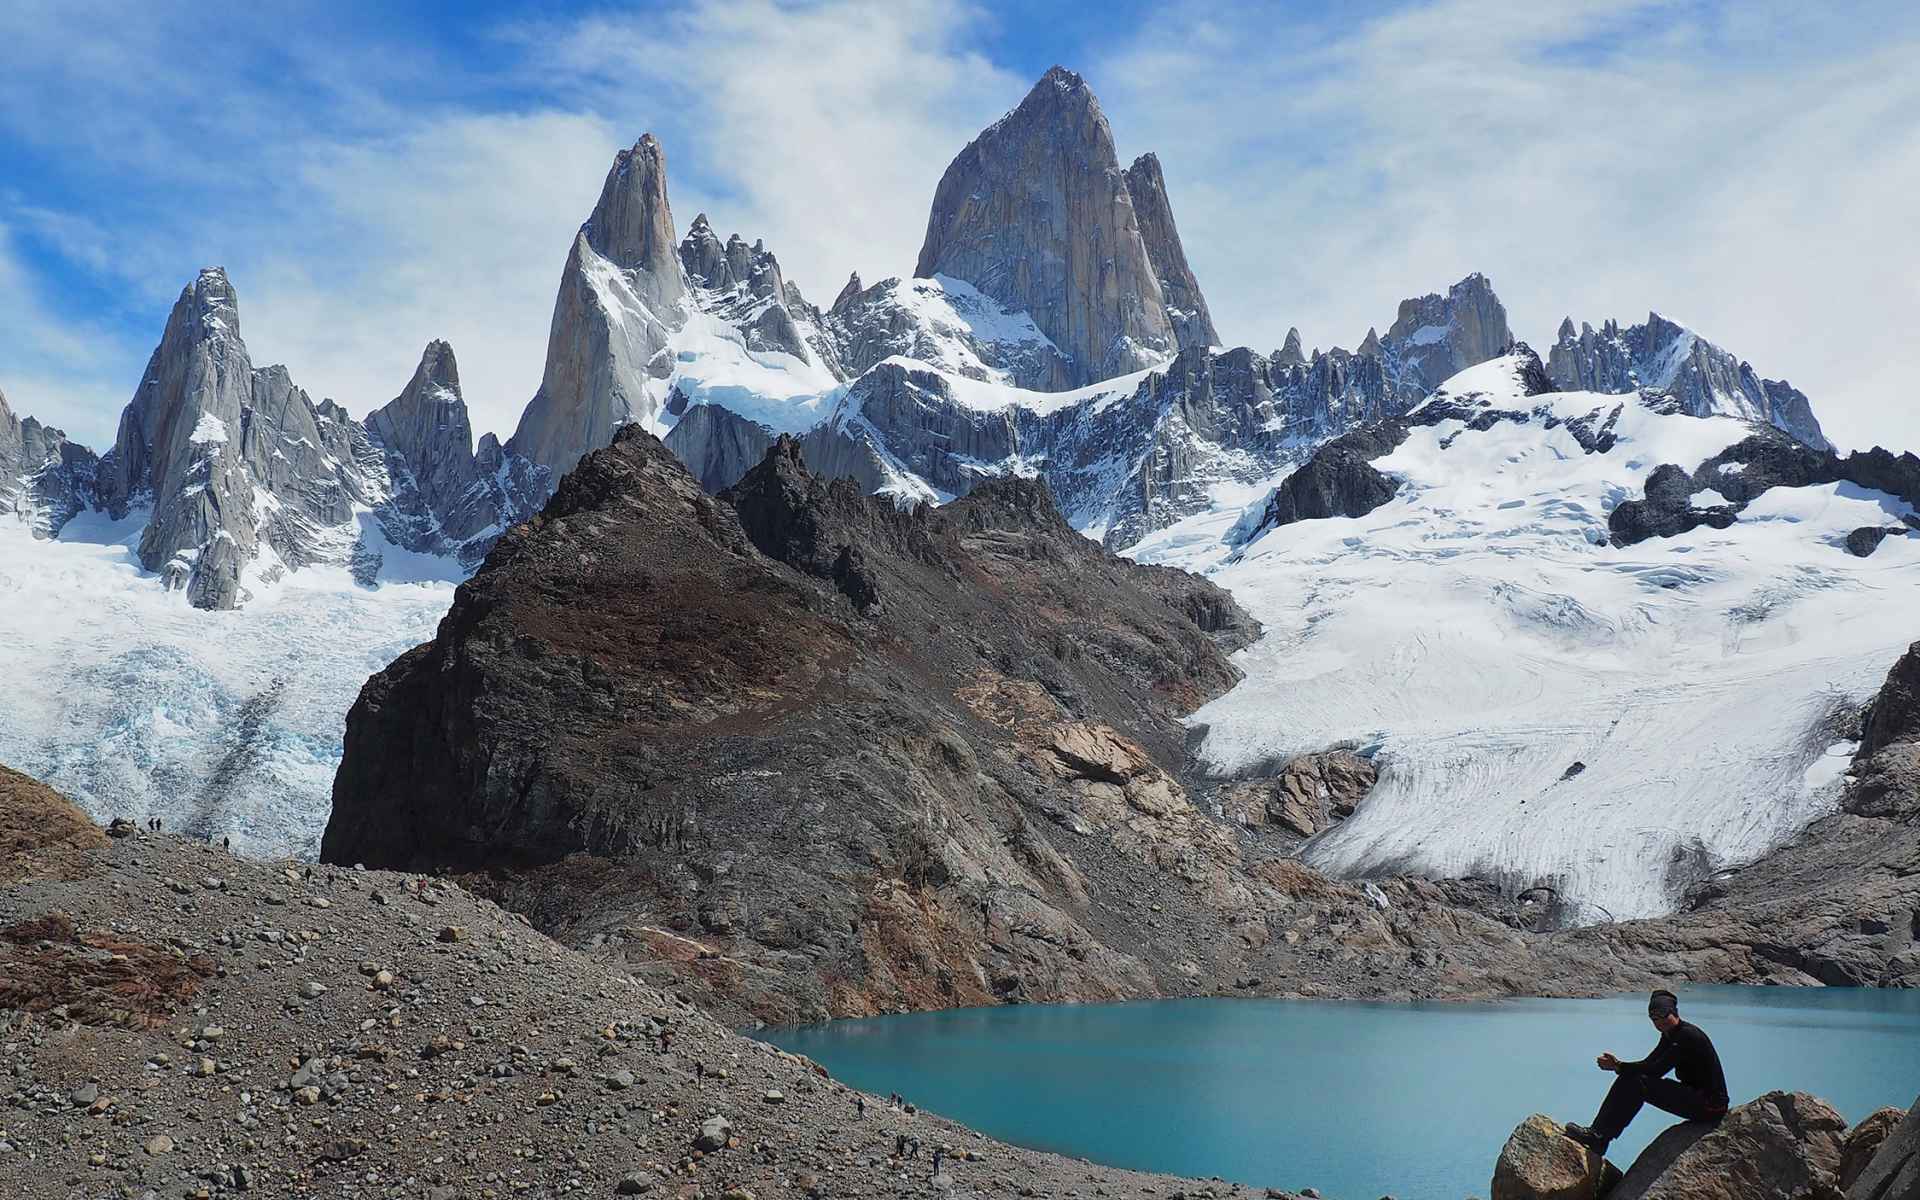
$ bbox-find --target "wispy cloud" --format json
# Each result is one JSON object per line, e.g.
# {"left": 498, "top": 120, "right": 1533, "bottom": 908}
{"left": 1, "top": 0, "right": 1915, "bottom": 455}
{"left": 1090, "top": 0, "right": 1920, "bottom": 451}
{"left": 522, "top": 0, "right": 1023, "bottom": 303}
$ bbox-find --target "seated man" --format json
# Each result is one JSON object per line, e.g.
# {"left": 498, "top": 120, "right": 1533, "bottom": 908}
{"left": 1565, "top": 990, "right": 1729, "bottom": 1155}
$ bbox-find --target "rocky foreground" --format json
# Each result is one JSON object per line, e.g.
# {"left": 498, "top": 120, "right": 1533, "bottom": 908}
{"left": 1493, "top": 1090, "right": 1920, "bottom": 1200}
{"left": 2, "top": 767, "right": 1292, "bottom": 1200}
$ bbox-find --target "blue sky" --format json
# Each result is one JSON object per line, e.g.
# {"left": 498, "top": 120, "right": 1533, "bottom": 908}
{"left": 3, "top": 0, "right": 1917, "bottom": 453}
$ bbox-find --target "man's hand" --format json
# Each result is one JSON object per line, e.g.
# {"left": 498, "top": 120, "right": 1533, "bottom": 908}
{"left": 1597, "top": 1052, "right": 1620, "bottom": 1071}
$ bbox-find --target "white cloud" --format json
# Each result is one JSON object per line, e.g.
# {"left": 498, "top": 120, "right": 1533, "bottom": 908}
{"left": 239, "top": 111, "right": 624, "bottom": 439}
{"left": 526, "top": 0, "right": 1023, "bottom": 306}
{"left": 1090, "top": 0, "right": 1920, "bottom": 452}
{"left": 3, "top": 0, "right": 1914, "bottom": 459}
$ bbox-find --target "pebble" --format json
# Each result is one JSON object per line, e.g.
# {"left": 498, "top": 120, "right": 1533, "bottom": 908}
{"left": 144, "top": 1135, "right": 174, "bottom": 1156}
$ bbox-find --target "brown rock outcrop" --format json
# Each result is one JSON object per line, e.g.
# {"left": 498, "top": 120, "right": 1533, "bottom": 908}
{"left": 323, "top": 430, "right": 1257, "bottom": 1022}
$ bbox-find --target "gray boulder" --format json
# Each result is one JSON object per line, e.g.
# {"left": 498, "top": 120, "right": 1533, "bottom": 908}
{"left": 1840, "top": 1106, "right": 1908, "bottom": 1193}
{"left": 1490, "top": 1113, "right": 1606, "bottom": 1200}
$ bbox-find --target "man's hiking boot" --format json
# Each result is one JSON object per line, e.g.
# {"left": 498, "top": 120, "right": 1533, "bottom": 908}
{"left": 1563, "top": 1122, "right": 1611, "bottom": 1154}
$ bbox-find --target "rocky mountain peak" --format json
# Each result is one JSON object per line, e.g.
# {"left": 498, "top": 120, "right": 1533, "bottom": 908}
{"left": 582, "top": 135, "right": 685, "bottom": 293}
{"left": 1275, "top": 327, "right": 1306, "bottom": 369}
{"left": 1123, "top": 151, "right": 1220, "bottom": 352}
{"left": 368, "top": 340, "right": 545, "bottom": 567}
{"left": 368, "top": 341, "right": 474, "bottom": 459}
{"left": 1547, "top": 306, "right": 1830, "bottom": 449}
{"left": 833, "top": 273, "right": 863, "bottom": 309}
{"left": 0, "top": 387, "right": 98, "bottom": 539}
{"left": 1358, "top": 327, "right": 1383, "bottom": 357}
{"left": 1379, "top": 272, "right": 1513, "bottom": 394}
{"left": 913, "top": 66, "right": 1195, "bottom": 388}
{"left": 507, "top": 135, "right": 697, "bottom": 483}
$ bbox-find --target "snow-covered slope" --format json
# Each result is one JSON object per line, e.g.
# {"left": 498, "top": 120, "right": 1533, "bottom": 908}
{"left": 0, "top": 510, "right": 458, "bottom": 857}
{"left": 1132, "top": 353, "right": 1919, "bottom": 921}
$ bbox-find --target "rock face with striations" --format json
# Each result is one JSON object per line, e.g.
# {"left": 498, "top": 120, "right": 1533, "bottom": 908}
{"left": 0, "top": 386, "right": 98, "bottom": 538}
{"left": 1549, "top": 312, "right": 1829, "bottom": 450}
{"left": 322, "top": 427, "right": 1278, "bottom": 1022}
{"left": 1848, "top": 1096, "right": 1920, "bottom": 1199}
{"left": 507, "top": 135, "right": 693, "bottom": 482}
{"left": 90, "top": 268, "right": 375, "bottom": 608}
{"left": 913, "top": 66, "right": 1206, "bottom": 388}
{"left": 1123, "top": 152, "right": 1219, "bottom": 352}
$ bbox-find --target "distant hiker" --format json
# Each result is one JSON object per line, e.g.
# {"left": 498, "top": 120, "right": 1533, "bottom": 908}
{"left": 222, "top": 836, "right": 230, "bottom": 849}
{"left": 895, "top": 1133, "right": 908, "bottom": 1158}
{"left": 694, "top": 1060, "right": 705, "bottom": 1082}
{"left": 658, "top": 1028, "right": 671, "bottom": 1055}
{"left": 855, "top": 1094, "right": 866, "bottom": 1119}
{"left": 931, "top": 1147, "right": 944, "bottom": 1178}
{"left": 1565, "top": 990, "right": 1729, "bottom": 1156}
{"left": 907, "top": 1135, "right": 921, "bottom": 1159}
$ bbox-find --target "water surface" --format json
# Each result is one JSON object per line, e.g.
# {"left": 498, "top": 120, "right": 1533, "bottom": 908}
{"left": 761, "top": 987, "right": 1920, "bottom": 1199}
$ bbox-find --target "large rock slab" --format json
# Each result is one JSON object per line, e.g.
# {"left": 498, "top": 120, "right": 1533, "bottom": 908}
{"left": 1841, "top": 1107, "right": 1910, "bottom": 1193}
{"left": 1612, "top": 1090, "right": 1846, "bottom": 1200}
{"left": 1849, "top": 1096, "right": 1920, "bottom": 1200}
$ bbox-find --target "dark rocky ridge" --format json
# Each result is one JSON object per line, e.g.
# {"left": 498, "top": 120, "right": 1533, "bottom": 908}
{"left": 1608, "top": 431, "right": 1920, "bottom": 548}
{"left": 323, "top": 428, "right": 1263, "bottom": 1021}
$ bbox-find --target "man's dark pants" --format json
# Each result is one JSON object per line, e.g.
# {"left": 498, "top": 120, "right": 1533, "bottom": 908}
{"left": 1593, "top": 1073, "right": 1725, "bottom": 1138}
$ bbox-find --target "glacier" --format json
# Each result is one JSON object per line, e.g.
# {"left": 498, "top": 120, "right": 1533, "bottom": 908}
{"left": 1130, "top": 355, "right": 1919, "bottom": 921}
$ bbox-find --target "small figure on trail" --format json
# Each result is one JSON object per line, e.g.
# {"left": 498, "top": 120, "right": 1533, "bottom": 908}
{"left": 895, "top": 1133, "right": 908, "bottom": 1158}
{"left": 658, "top": 1027, "right": 672, "bottom": 1055}
{"left": 855, "top": 1094, "right": 866, "bottom": 1119}
{"left": 694, "top": 1060, "right": 705, "bottom": 1082}
{"left": 222, "top": 836, "right": 230, "bottom": 850}
{"left": 931, "top": 1147, "right": 944, "bottom": 1179}
{"left": 1564, "top": 990, "right": 1729, "bottom": 1156}
{"left": 907, "top": 1135, "right": 921, "bottom": 1159}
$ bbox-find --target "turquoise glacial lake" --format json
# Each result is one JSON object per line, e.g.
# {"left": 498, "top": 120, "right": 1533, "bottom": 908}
{"left": 761, "top": 988, "right": 1920, "bottom": 1199}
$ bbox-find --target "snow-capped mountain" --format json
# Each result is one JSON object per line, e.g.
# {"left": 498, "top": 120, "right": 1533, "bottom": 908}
{"left": 1, "top": 63, "right": 1900, "bottom": 929}
{"left": 1135, "top": 350, "right": 1919, "bottom": 921}
{"left": 1549, "top": 310, "right": 1829, "bottom": 451}
{"left": 0, "top": 386, "right": 97, "bottom": 538}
